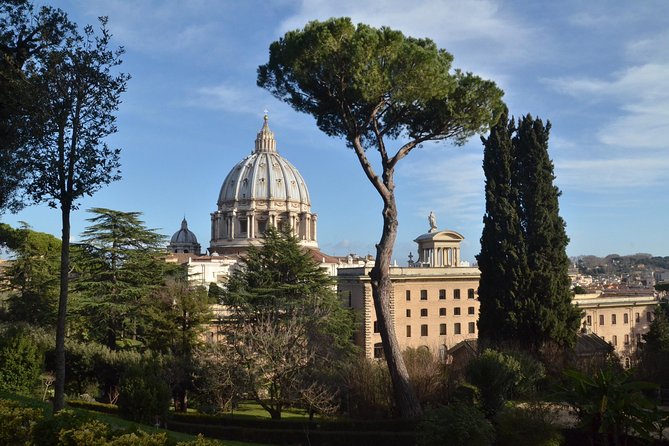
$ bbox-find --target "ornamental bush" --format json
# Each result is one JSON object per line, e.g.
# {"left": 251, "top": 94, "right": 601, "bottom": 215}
{"left": 417, "top": 403, "right": 494, "bottom": 446}
{"left": 0, "top": 398, "right": 44, "bottom": 445}
{"left": 0, "top": 327, "right": 44, "bottom": 394}
{"left": 117, "top": 359, "right": 171, "bottom": 425}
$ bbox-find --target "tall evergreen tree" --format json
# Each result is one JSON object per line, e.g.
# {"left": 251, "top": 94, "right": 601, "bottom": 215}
{"left": 477, "top": 108, "right": 527, "bottom": 349}
{"left": 478, "top": 113, "right": 579, "bottom": 354}
{"left": 73, "top": 208, "right": 177, "bottom": 350}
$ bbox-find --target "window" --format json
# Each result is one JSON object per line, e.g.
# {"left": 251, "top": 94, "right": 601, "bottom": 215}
{"left": 420, "top": 308, "right": 428, "bottom": 317}
{"left": 636, "top": 312, "right": 640, "bottom": 322}
{"left": 439, "top": 308, "right": 446, "bottom": 317}
{"left": 624, "top": 357, "right": 631, "bottom": 369}
{"left": 624, "top": 313, "right": 629, "bottom": 324}
{"left": 454, "top": 307, "right": 461, "bottom": 316}
{"left": 599, "top": 314, "right": 605, "bottom": 325}
{"left": 468, "top": 288, "right": 475, "bottom": 299}
{"left": 406, "top": 325, "right": 411, "bottom": 337}
{"left": 440, "top": 323, "right": 447, "bottom": 335}
{"left": 636, "top": 333, "right": 641, "bottom": 344}
{"left": 406, "top": 290, "right": 411, "bottom": 301}
{"left": 612, "top": 335, "right": 618, "bottom": 346}
{"left": 647, "top": 312, "right": 652, "bottom": 322}
{"left": 373, "top": 343, "right": 384, "bottom": 359}
{"left": 373, "top": 321, "right": 379, "bottom": 333}
{"left": 421, "top": 324, "right": 428, "bottom": 337}
{"left": 454, "top": 323, "right": 461, "bottom": 335}
{"left": 454, "top": 289, "right": 461, "bottom": 299}
{"left": 611, "top": 314, "right": 617, "bottom": 325}
{"left": 406, "top": 309, "right": 411, "bottom": 317}
{"left": 624, "top": 334, "right": 630, "bottom": 345}
{"left": 468, "top": 306, "right": 475, "bottom": 315}
{"left": 420, "top": 290, "right": 428, "bottom": 300}
{"left": 468, "top": 322, "right": 476, "bottom": 334}
{"left": 439, "top": 289, "right": 446, "bottom": 300}
{"left": 586, "top": 315, "right": 592, "bottom": 325}
{"left": 239, "top": 218, "right": 248, "bottom": 234}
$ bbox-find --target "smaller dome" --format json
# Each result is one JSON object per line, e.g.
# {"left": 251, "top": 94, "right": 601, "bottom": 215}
{"left": 171, "top": 218, "right": 198, "bottom": 244}
{"left": 168, "top": 218, "right": 201, "bottom": 255}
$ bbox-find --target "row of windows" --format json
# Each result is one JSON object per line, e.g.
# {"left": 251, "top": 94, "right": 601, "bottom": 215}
{"left": 407, "top": 307, "right": 476, "bottom": 317}
{"left": 405, "top": 322, "right": 476, "bottom": 337}
{"left": 586, "top": 311, "right": 652, "bottom": 326}
{"left": 604, "top": 333, "right": 641, "bottom": 346}
{"left": 406, "top": 288, "right": 476, "bottom": 301}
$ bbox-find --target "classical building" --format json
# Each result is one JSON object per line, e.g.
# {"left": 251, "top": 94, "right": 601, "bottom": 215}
{"left": 337, "top": 224, "right": 480, "bottom": 360}
{"left": 574, "top": 290, "right": 658, "bottom": 367}
{"left": 209, "top": 115, "right": 318, "bottom": 255}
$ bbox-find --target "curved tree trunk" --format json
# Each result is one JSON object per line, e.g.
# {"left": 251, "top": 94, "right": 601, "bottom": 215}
{"left": 369, "top": 193, "right": 423, "bottom": 418}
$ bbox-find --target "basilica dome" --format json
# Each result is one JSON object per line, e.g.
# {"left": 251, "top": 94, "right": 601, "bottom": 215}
{"left": 209, "top": 116, "right": 318, "bottom": 254}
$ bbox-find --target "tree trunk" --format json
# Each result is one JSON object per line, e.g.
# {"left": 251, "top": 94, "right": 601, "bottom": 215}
{"left": 53, "top": 202, "right": 71, "bottom": 412}
{"left": 369, "top": 193, "right": 423, "bottom": 419}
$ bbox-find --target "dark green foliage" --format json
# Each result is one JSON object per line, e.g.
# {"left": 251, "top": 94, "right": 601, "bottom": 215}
{"left": 0, "top": 326, "right": 44, "bottom": 394}
{"left": 223, "top": 227, "right": 354, "bottom": 419}
{"left": 494, "top": 406, "right": 563, "bottom": 446}
{"left": 558, "top": 367, "right": 661, "bottom": 444}
{"left": 73, "top": 208, "right": 179, "bottom": 350}
{"left": 640, "top": 303, "right": 669, "bottom": 386}
{"left": 31, "top": 409, "right": 92, "bottom": 446}
{"left": 417, "top": 403, "right": 494, "bottom": 446}
{"left": 477, "top": 107, "right": 527, "bottom": 348}
{"left": 507, "top": 349, "right": 547, "bottom": 399}
{"left": 465, "top": 349, "right": 521, "bottom": 417}
{"left": 478, "top": 112, "right": 580, "bottom": 354}
{"left": 258, "top": 17, "right": 504, "bottom": 418}
{"left": 0, "top": 223, "right": 61, "bottom": 327}
{"left": 117, "top": 359, "right": 171, "bottom": 425}
{"left": 0, "top": 397, "right": 45, "bottom": 445}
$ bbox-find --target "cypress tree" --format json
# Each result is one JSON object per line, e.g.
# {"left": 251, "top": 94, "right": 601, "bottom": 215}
{"left": 513, "top": 115, "right": 580, "bottom": 352}
{"left": 478, "top": 112, "right": 580, "bottom": 354}
{"left": 477, "top": 108, "right": 528, "bottom": 349}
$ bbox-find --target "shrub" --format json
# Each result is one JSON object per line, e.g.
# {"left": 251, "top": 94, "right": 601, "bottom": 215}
{"left": 0, "top": 398, "right": 44, "bottom": 445}
{"left": 117, "top": 359, "right": 171, "bottom": 425}
{"left": 466, "top": 349, "right": 521, "bottom": 417}
{"left": 494, "top": 406, "right": 563, "bottom": 446}
{"left": 341, "top": 356, "right": 394, "bottom": 418}
{"left": 0, "top": 327, "right": 44, "bottom": 394}
{"left": 417, "top": 403, "right": 494, "bottom": 446}
{"left": 107, "top": 431, "right": 168, "bottom": 446}
{"left": 57, "top": 419, "right": 111, "bottom": 446}
{"left": 31, "top": 409, "right": 93, "bottom": 446}
{"left": 176, "top": 434, "right": 222, "bottom": 446}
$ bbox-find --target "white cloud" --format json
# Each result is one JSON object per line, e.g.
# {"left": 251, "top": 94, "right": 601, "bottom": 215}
{"left": 556, "top": 155, "right": 669, "bottom": 192}
{"left": 547, "top": 63, "right": 669, "bottom": 150}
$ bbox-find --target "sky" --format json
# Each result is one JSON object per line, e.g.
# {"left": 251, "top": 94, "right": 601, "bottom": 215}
{"left": 2, "top": 0, "right": 668, "bottom": 264}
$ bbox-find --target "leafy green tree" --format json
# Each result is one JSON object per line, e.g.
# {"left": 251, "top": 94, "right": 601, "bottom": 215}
{"left": 143, "top": 279, "right": 213, "bottom": 411}
{"left": 478, "top": 113, "right": 579, "bottom": 355}
{"left": 257, "top": 17, "right": 503, "bottom": 418}
{"left": 0, "top": 223, "right": 61, "bottom": 327}
{"left": 73, "top": 208, "right": 176, "bottom": 350}
{"left": 1, "top": 2, "right": 130, "bottom": 411}
{"left": 223, "top": 227, "right": 354, "bottom": 419}
{"left": 0, "top": 1, "right": 74, "bottom": 212}
{"left": 466, "top": 349, "right": 522, "bottom": 417}
{"left": 0, "top": 326, "right": 44, "bottom": 394}
{"left": 418, "top": 403, "right": 494, "bottom": 446}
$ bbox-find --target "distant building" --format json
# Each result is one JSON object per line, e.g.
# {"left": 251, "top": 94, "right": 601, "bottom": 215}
{"left": 574, "top": 290, "right": 658, "bottom": 368}
{"left": 338, "top": 225, "right": 480, "bottom": 360}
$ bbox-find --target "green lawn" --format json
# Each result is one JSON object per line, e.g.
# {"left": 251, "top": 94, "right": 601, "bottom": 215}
{"left": 1, "top": 391, "right": 269, "bottom": 446}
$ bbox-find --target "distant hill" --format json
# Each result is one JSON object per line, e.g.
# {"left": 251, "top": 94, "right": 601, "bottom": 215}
{"left": 573, "top": 253, "right": 669, "bottom": 275}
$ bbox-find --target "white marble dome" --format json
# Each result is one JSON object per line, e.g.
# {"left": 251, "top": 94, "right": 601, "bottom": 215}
{"left": 209, "top": 116, "right": 318, "bottom": 254}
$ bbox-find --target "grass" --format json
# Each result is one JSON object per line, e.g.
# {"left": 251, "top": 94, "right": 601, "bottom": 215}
{"left": 224, "top": 402, "right": 316, "bottom": 420}
{"left": 0, "top": 391, "right": 269, "bottom": 446}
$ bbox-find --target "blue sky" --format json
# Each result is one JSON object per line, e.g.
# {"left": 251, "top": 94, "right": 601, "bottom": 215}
{"left": 2, "top": 0, "right": 668, "bottom": 264}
